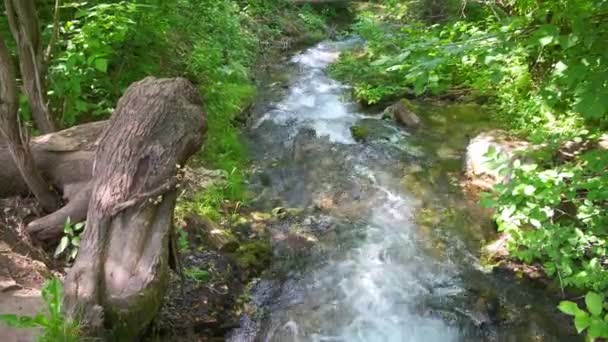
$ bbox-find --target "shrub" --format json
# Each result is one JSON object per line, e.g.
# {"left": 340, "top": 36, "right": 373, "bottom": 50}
{"left": 0, "top": 278, "right": 80, "bottom": 342}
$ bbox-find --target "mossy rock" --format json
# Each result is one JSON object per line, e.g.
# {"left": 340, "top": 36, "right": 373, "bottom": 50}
{"left": 234, "top": 240, "right": 272, "bottom": 276}
{"left": 350, "top": 124, "right": 370, "bottom": 142}
{"left": 350, "top": 119, "right": 398, "bottom": 142}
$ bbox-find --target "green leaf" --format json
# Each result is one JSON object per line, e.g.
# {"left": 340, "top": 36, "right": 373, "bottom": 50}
{"left": 74, "top": 222, "right": 85, "bottom": 232}
{"left": 588, "top": 318, "right": 608, "bottom": 339}
{"left": 524, "top": 185, "right": 536, "bottom": 196}
{"left": 480, "top": 193, "right": 497, "bottom": 208}
{"left": 94, "top": 58, "right": 108, "bottom": 73}
{"left": 63, "top": 217, "right": 72, "bottom": 232}
{"left": 32, "top": 313, "right": 48, "bottom": 327}
{"left": 54, "top": 237, "right": 70, "bottom": 258}
{"left": 71, "top": 236, "right": 80, "bottom": 247}
{"left": 498, "top": 166, "right": 510, "bottom": 177}
{"left": 575, "top": 89, "right": 608, "bottom": 119}
{"left": 558, "top": 301, "right": 583, "bottom": 316}
{"left": 574, "top": 312, "right": 591, "bottom": 333}
{"left": 484, "top": 145, "right": 497, "bottom": 158}
{"left": 70, "top": 248, "right": 79, "bottom": 260}
{"left": 539, "top": 35, "right": 554, "bottom": 47}
{"left": 74, "top": 99, "right": 88, "bottom": 112}
{"left": 41, "top": 278, "right": 62, "bottom": 318}
{"left": 586, "top": 292, "right": 604, "bottom": 316}
{"left": 0, "top": 314, "right": 39, "bottom": 328}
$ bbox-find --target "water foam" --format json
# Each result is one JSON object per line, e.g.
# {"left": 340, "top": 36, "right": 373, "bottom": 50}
{"left": 254, "top": 42, "right": 361, "bottom": 144}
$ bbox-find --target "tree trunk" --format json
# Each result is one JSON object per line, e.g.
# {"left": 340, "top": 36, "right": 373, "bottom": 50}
{"left": 64, "top": 77, "right": 206, "bottom": 340}
{"left": 0, "top": 33, "right": 60, "bottom": 212}
{"left": 4, "top": 0, "right": 57, "bottom": 133}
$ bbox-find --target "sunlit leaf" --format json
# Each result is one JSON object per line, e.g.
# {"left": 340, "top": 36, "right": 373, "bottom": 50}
{"left": 586, "top": 292, "right": 604, "bottom": 316}
{"left": 558, "top": 301, "right": 583, "bottom": 316}
{"left": 54, "top": 237, "right": 70, "bottom": 258}
{"left": 94, "top": 58, "right": 108, "bottom": 73}
{"left": 574, "top": 313, "right": 591, "bottom": 333}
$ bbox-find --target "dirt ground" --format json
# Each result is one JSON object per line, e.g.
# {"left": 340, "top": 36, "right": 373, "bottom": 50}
{"left": 0, "top": 197, "right": 53, "bottom": 342}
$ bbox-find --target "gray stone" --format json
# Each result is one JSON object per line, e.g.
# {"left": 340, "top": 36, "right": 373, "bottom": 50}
{"left": 383, "top": 99, "right": 422, "bottom": 129}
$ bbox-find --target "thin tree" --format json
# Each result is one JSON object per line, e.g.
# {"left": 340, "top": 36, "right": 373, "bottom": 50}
{"left": 4, "top": 0, "right": 57, "bottom": 133}
{"left": 0, "top": 33, "right": 60, "bottom": 212}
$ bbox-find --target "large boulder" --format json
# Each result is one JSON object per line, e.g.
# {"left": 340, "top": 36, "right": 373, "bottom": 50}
{"left": 464, "top": 130, "right": 529, "bottom": 191}
{"left": 383, "top": 99, "right": 422, "bottom": 129}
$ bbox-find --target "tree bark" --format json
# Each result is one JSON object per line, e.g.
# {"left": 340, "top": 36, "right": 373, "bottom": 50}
{"left": 4, "top": 0, "right": 57, "bottom": 133}
{"left": 0, "top": 33, "right": 60, "bottom": 212}
{"left": 64, "top": 77, "right": 206, "bottom": 340}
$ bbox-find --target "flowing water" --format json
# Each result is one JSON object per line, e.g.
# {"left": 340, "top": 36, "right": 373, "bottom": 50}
{"left": 229, "top": 40, "right": 580, "bottom": 342}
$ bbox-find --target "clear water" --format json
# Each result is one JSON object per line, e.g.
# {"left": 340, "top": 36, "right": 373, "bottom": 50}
{"left": 230, "top": 40, "right": 578, "bottom": 342}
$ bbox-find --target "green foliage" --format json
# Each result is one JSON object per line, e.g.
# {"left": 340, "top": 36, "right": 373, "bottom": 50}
{"left": 331, "top": 1, "right": 607, "bottom": 134}
{"left": 298, "top": 4, "right": 328, "bottom": 34}
{"left": 48, "top": 1, "right": 140, "bottom": 126}
{"left": 483, "top": 145, "right": 608, "bottom": 291}
{"left": 0, "top": 278, "right": 80, "bottom": 342}
{"left": 165, "top": 1, "right": 328, "bottom": 220}
{"left": 559, "top": 292, "right": 608, "bottom": 340}
{"left": 54, "top": 217, "right": 85, "bottom": 262}
{"left": 235, "top": 240, "right": 272, "bottom": 275}
{"left": 184, "top": 267, "right": 210, "bottom": 283}
{"left": 177, "top": 229, "right": 190, "bottom": 254}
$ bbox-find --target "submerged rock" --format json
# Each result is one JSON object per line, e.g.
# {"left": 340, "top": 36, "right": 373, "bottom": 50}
{"left": 351, "top": 118, "right": 402, "bottom": 143}
{"left": 350, "top": 124, "right": 369, "bottom": 142}
{"left": 383, "top": 99, "right": 422, "bottom": 129}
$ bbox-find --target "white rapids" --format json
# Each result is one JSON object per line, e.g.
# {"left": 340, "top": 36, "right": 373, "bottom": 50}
{"left": 252, "top": 40, "right": 462, "bottom": 342}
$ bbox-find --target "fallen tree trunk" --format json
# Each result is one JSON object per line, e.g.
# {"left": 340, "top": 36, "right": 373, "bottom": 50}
{"left": 64, "top": 77, "right": 206, "bottom": 340}
{"left": 0, "top": 121, "right": 105, "bottom": 197}
{"left": 0, "top": 121, "right": 105, "bottom": 240}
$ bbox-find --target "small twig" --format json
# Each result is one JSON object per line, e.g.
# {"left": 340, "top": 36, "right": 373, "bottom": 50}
{"left": 557, "top": 269, "right": 565, "bottom": 299}
{"left": 460, "top": 0, "right": 468, "bottom": 18}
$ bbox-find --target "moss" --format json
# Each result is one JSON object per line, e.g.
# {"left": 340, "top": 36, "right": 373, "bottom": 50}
{"left": 350, "top": 124, "right": 370, "bottom": 142}
{"left": 234, "top": 240, "right": 272, "bottom": 276}
{"left": 399, "top": 98, "right": 417, "bottom": 112}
